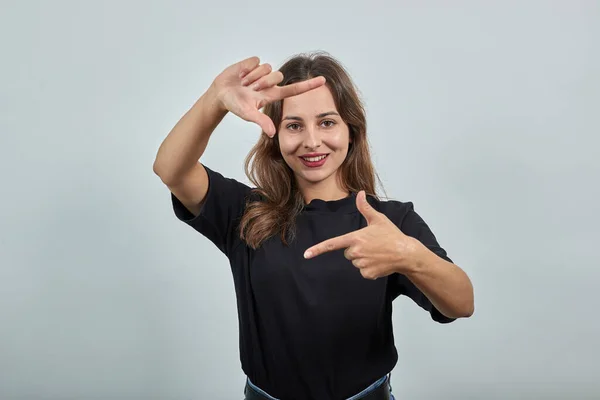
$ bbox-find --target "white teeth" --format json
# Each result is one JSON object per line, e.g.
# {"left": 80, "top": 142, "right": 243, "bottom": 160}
{"left": 303, "top": 155, "right": 326, "bottom": 162}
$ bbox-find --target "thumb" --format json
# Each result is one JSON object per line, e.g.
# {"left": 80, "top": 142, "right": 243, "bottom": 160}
{"left": 356, "top": 190, "right": 380, "bottom": 224}
{"left": 247, "top": 109, "right": 276, "bottom": 137}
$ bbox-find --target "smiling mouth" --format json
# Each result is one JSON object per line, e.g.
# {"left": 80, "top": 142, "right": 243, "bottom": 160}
{"left": 298, "top": 154, "right": 329, "bottom": 168}
{"left": 300, "top": 154, "right": 328, "bottom": 162}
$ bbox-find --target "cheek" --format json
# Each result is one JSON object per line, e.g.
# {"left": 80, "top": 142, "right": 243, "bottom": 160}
{"left": 278, "top": 141, "right": 292, "bottom": 157}
{"left": 329, "top": 136, "right": 351, "bottom": 154}
{"left": 279, "top": 135, "right": 301, "bottom": 155}
{"left": 278, "top": 140, "right": 299, "bottom": 167}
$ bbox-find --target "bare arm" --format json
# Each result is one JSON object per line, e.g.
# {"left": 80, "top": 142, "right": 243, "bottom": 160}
{"left": 153, "top": 56, "right": 326, "bottom": 217}
{"left": 404, "top": 244, "right": 474, "bottom": 319}
{"left": 303, "top": 192, "right": 474, "bottom": 319}
{"left": 153, "top": 87, "right": 227, "bottom": 216}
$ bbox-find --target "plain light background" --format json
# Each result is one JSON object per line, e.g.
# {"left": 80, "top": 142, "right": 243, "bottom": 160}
{"left": 1, "top": 0, "right": 598, "bottom": 399}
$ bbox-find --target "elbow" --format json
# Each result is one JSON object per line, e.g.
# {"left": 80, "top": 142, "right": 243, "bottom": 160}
{"left": 458, "top": 294, "right": 475, "bottom": 318}
{"left": 152, "top": 159, "right": 161, "bottom": 177}
{"left": 153, "top": 158, "right": 174, "bottom": 185}
{"left": 462, "top": 302, "right": 475, "bottom": 318}
{"left": 457, "top": 276, "right": 475, "bottom": 318}
{"left": 153, "top": 159, "right": 165, "bottom": 179}
{"left": 442, "top": 305, "right": 473, "bottom": 320}
{"left": 444, "top": 295, "right": 474, "bottom": 320}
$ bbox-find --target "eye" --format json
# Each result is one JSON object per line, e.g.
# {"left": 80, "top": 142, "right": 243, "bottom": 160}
{"left": 286, "top": 123, "right": 301, "bottom": 131}
{"left": 321, "top": 120, "right": 336, "bottom": 128}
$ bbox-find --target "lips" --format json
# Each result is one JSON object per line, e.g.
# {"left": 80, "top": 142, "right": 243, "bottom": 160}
{"left": 299, "top": 154, "right": 329, "bottom": 168}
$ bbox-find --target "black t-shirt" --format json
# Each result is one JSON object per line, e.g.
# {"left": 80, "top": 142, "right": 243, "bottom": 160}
{"left": 171, "top": 165, "right": 455, "bottom": 400}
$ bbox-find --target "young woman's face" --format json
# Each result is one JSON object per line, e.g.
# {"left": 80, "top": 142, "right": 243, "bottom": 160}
{"left": 278, "top": 85, "right": 351, "bottom": 190}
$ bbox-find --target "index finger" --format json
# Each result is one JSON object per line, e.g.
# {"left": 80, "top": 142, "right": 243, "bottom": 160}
{"left": 304, "top": 231, "right": 355, "bottom": 259}
{"left": 273, "top": 76, "right": 326, "bottom": 100}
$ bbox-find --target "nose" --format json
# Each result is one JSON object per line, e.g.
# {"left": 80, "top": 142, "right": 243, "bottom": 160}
{"left": 302, "top": 126, "right": 321, "bottom": 149}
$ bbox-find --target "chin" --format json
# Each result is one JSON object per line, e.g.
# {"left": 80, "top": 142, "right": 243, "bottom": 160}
{"left": 296, "top": 168, "right": 336, "bottom": 185}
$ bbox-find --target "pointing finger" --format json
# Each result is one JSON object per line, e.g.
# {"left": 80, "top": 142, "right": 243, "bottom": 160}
{"left": 304, "top": 231, "right": 356, "bottom": 259}
{"left": 272, "top": 76, "right": 326, "bottom": 100}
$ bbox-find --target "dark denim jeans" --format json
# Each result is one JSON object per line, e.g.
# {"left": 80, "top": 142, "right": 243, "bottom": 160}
{"left": 244, "top": 374, "right": 396, "bottom": 400}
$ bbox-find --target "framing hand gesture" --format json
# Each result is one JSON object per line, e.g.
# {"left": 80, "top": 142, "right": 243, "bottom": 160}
{"left": 211, "top": 56, "right": 326, "bottom": 137}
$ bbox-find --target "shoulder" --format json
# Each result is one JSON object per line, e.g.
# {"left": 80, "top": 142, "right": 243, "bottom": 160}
{"left": 367, "top": 194, "right": 436, "bottom": 238}
{"left": 369, "top": 194, "right": 452, "bottom": 262}
{"left": 201, "top": 164, "right": 259, "bottom": 205}
{"left": 366, "top": 194, "right": 415, "bottom": 224}
{"left": 203, "top": 165, "right": 253, "bottom": 191}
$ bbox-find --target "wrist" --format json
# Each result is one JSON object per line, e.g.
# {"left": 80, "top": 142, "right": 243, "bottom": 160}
{"left": 204, "top": 83, "right": 228, "bottom": 115}
{"left": 400, "top": 237, "right": 429, "bottom": 276}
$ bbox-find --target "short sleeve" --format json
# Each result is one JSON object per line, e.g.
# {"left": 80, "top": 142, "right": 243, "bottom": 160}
{"left": 389, "top": 202, "right": 456, "bottom": 324}
{"left": 171, "top": 165, "right": 252, "bottom": 257}
{"left": 401, "top": 205, "right": 453, "bottom": 264}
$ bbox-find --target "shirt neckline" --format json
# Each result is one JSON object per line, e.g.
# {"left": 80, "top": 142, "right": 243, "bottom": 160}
{"left": 302, "top": 192, "right": 358, "bottom": 214}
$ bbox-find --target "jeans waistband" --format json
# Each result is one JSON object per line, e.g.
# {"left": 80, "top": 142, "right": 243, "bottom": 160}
{"left": 245, "top": 373, "right": 391, "bottom": 400}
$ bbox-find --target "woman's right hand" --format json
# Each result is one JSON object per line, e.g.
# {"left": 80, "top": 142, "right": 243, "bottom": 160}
{"left": 209, "top": 56, "right": 326, "bottom": 137}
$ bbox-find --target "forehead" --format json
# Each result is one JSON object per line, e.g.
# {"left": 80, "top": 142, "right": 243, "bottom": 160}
{"left": 281, "top": 84, "right": 337, "bottom": 115}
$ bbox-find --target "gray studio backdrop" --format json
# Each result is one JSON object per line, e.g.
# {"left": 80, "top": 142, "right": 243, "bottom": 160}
{"left": 1, "top": 1, "right": 598, "bottom": 399}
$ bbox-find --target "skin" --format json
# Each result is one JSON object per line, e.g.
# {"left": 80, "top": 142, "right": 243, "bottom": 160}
{"left": 269, "top": 74, "right": 474, "bottom": 320}
{"left": 304, "top": 191, "right": 475, "bottom": 319}
{"left": 277, "top": 85, "right": 352, "bottom": 205}
{"left": 236, "top": 58, "right": 474, "bottom": 319}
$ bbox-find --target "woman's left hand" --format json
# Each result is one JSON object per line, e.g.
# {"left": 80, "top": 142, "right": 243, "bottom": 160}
{"left": 304, "top": 191, "right": 424, "bottom": 280}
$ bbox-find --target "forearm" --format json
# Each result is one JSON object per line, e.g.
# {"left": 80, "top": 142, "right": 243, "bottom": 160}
{"left": 153, "top": 86, "right": 228, "bottom": 184}
{"left": 403, "top": 240, "right": 474, "bottom": 319}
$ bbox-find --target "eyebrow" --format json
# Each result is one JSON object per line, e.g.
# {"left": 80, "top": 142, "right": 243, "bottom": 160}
{"left": 282, "top": 111, "right": 340, "bottom": 121}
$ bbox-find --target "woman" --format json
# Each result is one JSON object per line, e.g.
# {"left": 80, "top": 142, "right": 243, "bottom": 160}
{"left": 153, "top": 52, "right": 474, "bottom": 400}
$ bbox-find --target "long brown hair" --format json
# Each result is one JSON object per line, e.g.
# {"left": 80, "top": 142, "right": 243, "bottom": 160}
{"left": 239, "top": 51, "right": 383, "bottom": 249}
